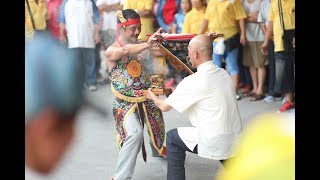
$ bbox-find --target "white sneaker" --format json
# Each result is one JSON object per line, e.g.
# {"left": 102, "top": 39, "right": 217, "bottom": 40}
{"left": 274, "top": 96, "right": 283, "bottom": 101}
{"left": 264, "top": 95, "right": 274, "bottom": 103}
{"left": 236, "top": 94, "right": 241, "bottom": 100}
{"left": 89, "top": 85, "right": 97, "bottom": 91}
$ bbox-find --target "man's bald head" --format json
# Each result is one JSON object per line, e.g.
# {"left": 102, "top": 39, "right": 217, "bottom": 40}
{"left": 189, "top": 35, "right": 213, "bottom": 59}
{"left": 188, "top": 35, "right": 213, "bottom": 68}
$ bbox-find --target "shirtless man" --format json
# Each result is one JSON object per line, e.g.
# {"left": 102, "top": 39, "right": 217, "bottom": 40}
{"left": 105, "top": 9, "right": 166, "bottom": 180}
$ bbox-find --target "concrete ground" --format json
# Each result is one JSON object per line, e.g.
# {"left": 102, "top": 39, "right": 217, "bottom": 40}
{"left": 26, "top": 83, "right": 295, "bottom": 180}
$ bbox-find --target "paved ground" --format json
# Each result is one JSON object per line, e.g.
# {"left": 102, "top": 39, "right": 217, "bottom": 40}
{"left": 26, "top": 83, "right": 295, "bottom": 180}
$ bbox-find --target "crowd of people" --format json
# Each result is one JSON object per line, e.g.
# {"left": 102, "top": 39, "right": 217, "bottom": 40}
{"left": 25, "top": 0, "right": 295, "bottom": 112}
{"left": 25, "top": 0, "right": 295, "bottom": 179}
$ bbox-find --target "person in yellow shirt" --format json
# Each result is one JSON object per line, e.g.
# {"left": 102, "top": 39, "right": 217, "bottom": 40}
{"left": 261, "top": 0, "right": 295, "bottom": 113}
{"left": 25, "top": 0, "right": 49, "bottom": 39}
{"left": 200, "top": 0, "right": 247, "bottom": 100}
{"left": 181, "top": 0, "right": 206, "bottom": 34}
{"left": 123, "top": 0, "right": 154, "bottom": 40}
{"left": 170, "top": 0, "right": 191, "bottom": 34}
{"left": 216, "top": 113, "right": 294, "bottom": 180}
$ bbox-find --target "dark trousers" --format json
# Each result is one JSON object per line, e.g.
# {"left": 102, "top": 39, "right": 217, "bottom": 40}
{"left": 267, "top": 40, "right": 281, "bottom": 96}
{"left": 238, "top": 45, "right": 252, "bottom": 88}
{"left": 274, "top": 51, "right": 295, "bottom": 94}
{"left": 166, "top": 129, "right": 226, "bottom": 180}
{"left": 94, "top": 43, "right": 101, "bottom": 77}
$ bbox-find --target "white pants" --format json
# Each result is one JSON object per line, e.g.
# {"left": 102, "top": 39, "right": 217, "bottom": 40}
{"left": 114, "top": 112, "right": 143, "bottom": 180}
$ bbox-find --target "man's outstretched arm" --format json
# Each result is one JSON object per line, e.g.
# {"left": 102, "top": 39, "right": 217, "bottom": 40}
{"left": 147, "top": 88, "right": 172, "bottom": 112}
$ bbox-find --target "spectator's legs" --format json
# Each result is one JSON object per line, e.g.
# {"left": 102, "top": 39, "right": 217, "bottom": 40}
{"left": 267, "top": 40, "right": 281, "bottom": 97}
{"left": 212, "top": 42, "right": 223, "bottom": 67}
{"left": 224, "top": 47, "right": 240, "bottom": 95}
{"left": 275, "top": 52, "right": 295, "bottom": 104}
{"left": 212, "top": 43, "right": 241, "bottom": 99}
{"left": 95, "top": 43, "right": 102, "bottom": 80}
{"left": 238, "top": 45, "right": 252, "bottom": 93}
{"left": 81, "top": 48, "right": 96, "bottom": 87}
{"left": 267, "top": 41, "right": 274, "bottom": 95}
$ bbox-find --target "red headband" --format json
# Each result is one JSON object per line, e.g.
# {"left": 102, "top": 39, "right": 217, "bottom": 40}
{"left": 117, "top": 19, "right": 141, "bottom": 29}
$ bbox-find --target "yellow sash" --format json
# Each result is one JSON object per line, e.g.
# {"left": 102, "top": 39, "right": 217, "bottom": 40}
{"left": 111, "top": 85, "right": 147, "bottom": 103}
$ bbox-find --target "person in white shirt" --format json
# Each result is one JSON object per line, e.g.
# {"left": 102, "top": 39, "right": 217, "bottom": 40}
{"left": 257, "top": 0, "right": 282, "bottom": 103}
{"left": 59, "top": 0, "right": 101, "bottom": 91}
{"left": 242, "top": 0, "right": 268, "bottom": 101}
{"left": 147, "top": 34, "right": 243, "bottom": 180}
{"left": 96, "top": 0, "right": 123, "bottom": 50}
{"left": 96, "top": 0, "right": 123, "bottom": 83}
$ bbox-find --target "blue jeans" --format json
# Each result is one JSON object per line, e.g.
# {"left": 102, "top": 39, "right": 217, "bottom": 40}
{"left": 166, "top": 129, "right": 227, "bottom": 180}
{"left": 70, "top": 48, "right": 96, "bottom": 86}
{"left": 212, "top": 42, "right": 240, "bottom": 75}
{"left": 274, "top": 51, "right": 295, "bottom": 94}
{"left": 166, "top": 129, "right": 198, "bottom": 180}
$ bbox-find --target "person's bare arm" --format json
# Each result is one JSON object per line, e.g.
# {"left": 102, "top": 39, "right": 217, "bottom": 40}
{"left": 260, "top": 21, "right": 273, "bottom": 55}
{"left": 105, "top": 42, "right": 152, "bottom": 62}
{"left": 260, "top": 22, "right": 267, "bottom": 35}
{"left": 98, "top": 2, "right": 120, "bottom": 13}
{"left": 59, "top": 23, "right": 67, "bottom": 44}
{"left": 116, "top": 3, "right": 123, "bottom": 10}
{"left": 147, "top": 88, "right": 172, "bottom": 112}
{"left": 94, "top": 24, "right": 100, "bottom": 44}
{"left": 199, "top": 19, "right": 208, "bottom": 34}
{"left": 264, "top": 21, "right": 273, "bottom": 42}
{"left": 247, "top": 11, "right": 259, "bottom": 22}
{"left": 171, "top": 24, "right": 177, "bottom": 34}
{"left": 239, "top": 18, "right": 247, "bottom": 46}
{"left": 105, "top": 28, "right": 163, "bottom": 62}
{"left": 137, "top": 9, "right": 153, "bottom": 18}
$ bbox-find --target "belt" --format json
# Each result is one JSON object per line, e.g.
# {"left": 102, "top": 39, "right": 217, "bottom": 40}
{"left": 111, "top": 85, "right": 147, "bottom": 103}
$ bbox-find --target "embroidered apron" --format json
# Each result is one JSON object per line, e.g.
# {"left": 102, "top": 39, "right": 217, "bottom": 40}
{"left": 109, "top": 53, "right": 166, "bottom": 161}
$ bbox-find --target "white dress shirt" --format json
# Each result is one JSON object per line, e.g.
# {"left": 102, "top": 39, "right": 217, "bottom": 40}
{"left": 165, "top": 61, "right": 242, "bottom": 160}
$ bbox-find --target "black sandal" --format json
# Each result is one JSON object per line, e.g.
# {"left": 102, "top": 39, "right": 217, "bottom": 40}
{"left": 250, "top": 94, "right": 265, "bottom": 101}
